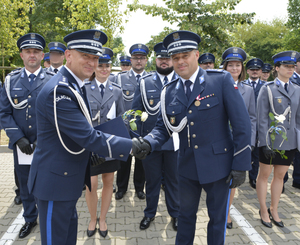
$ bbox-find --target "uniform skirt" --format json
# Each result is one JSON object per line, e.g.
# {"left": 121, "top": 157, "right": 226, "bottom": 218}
{"left": 259, "top": 147, "right": 296, "bottom": 166}
{"left": 90, "top": 159, "right": 120, "bottom": 176}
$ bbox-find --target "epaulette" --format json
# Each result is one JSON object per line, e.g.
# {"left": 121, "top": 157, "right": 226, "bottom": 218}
{"left": 84, "top": 81, "right": 91, "bottom": 85}
{"left": 264, "top": 81, "right": 274, "bottom": 86}
{"left": 291, "top": 80, "right": 300, "bottom": 86}
{"left": 8, "top": 68, "right": 22, "bottom": 76}
{"left": 111, "top": 82, "right": 121, "bottom": 89}
{"left": 45, "top": 69, "right": 55, "bottom": 76}
{"left": 141, "top": 73, "right": 152, "bottom": 80}
{"left": 162, "top": 76, "right": 179, "bottom": 89}
{"left": 57, "top": 76, "right": 69, "bottom": 86}
{"left": 118, "top": 71, "right": 127, "bottom": 75}
{"left": 241, "top": 81, "right": 252, "bottom": 87}
{"left": 206, "top": 69, "right": 224, "bottom": 73}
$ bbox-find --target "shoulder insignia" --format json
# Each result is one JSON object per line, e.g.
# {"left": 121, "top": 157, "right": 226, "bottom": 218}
{"left": 58, "top": 76, "right": 69, "bottom": 86}
{"left": 84, "top": 81, "right": 91, "bottom": 85}
{"left": 264, "top": 81, "right": 274, "bottom": 86}
{"left": 141, "top": 73, "right": 152, "bottom": 80}
{"left": 242, "top": 81, "right": 252, "bottom": 87}
{"left": 163, "top": 76, "right": 179, "bottom": 89}
{"left": 290, "top": 80, "right": 300, "bottom": 86}
{"left": 45, "top": 69, "right": 55, "bottom": 76}
{"left": 206, "top": 69, "right": 224, "bottom": 73}
{"left": 118, "top": 71, "right": 127, "bottom": 75}
{"left": 8, "top": 68, "right": 22, "bottom": 76}
{"left": 111, "top": 82, "right": 121, "bottom": 89}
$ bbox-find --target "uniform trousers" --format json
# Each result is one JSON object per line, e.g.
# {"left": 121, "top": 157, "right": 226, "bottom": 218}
{"left": 143, "top": 150, "right": 179, "bottom": 218}
{"left": 116, "top": 155, "right": 145, "bottom": 193}
{"left": 293, "top": 152, "right": 300, "bottom": 184}
{"left": 36, "top": 198, "right": 78, "bottom": 245}
{"left": 14, "top": 149, "right": 38, "bottom": 222}
{"left": 175, "top": 176, "right": 230, "bottom": 245}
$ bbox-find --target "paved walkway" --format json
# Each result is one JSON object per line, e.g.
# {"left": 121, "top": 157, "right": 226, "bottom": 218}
{"left": 0, "top": 147, "right": 300, "bottom": 244}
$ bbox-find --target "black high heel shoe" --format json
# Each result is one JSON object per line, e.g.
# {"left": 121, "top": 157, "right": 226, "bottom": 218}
{"left": 87, "top": 221, "right": 97, "bottom": 237}
{"left": 259, "top": 210, "right": 272, "bottom": 228}
{"left": 98, "top": 219, "right": 108, "bottom": 238}
{"left": 268, "top": 208, "right": 284, "bottom": 227}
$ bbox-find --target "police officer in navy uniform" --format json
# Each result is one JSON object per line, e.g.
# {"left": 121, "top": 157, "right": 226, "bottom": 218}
{"left": 132, "top": 42, "right": 180, "bottom": 231}
{"left": 48, "top": 42, "right": 67, "bottom": 73}
{"left": 261, "top": 63, "right": 272, "bottom": 82}
{"left": 133, "top": 31, "right": 251, "bottom": 245}
{"left": 198, "top": 52, "right": 215, "bottom": 70}
{"left": 244, "top": 58, "right": 265, "bottom": 189}
{"left": 114, "top": 44, "right": 149, "bottom": 200}
{"left": 0, "top": 33, "right": 54, "bottom": 238}
{"left": 120, "top": 55, "right": 132, "bottom": 71}
{"left": 43, "top": 52, "right": 50, "bottom": 68}
{"left": 27, "top": 30, "right": 142, "bottom": 244}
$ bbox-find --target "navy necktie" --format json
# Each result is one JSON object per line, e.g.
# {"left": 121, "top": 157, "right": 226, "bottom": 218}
{"left": 100, "top": 84, "right": 104, "bottom": 98}
{"left": 185, "top": 80, "right": 192, "bottom": 100}
{"left": 284, "top": 83, "right": 288, "bottom": 93}
{"left": 29, "top": 74, "right": 36, "bottom": 86}
{"left": 164, "top": 76, "right": 168, "bottom": 85}
{"left": 54, "top": 68, "right": 58, "bottom": 74}
{"left": 136, "top": 74, "right": 141, "bottom": 82}
{"left": 251, "top": 81, "right": 256, "bottom": 89}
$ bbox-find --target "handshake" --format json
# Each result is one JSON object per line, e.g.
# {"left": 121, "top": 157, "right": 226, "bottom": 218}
{"left": 131, "top": 137, "right": 151, "bottom": 160}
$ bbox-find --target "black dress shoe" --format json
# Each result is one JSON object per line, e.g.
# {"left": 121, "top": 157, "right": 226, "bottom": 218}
{"left": 268, "top": 208, "right": 284, "bottom": 227}
{"left": 140, "top": 216, "right": 154, "bottom": 230}
{"left": 99, "top": 229, "right": 108, "bottom": 238}
{"left": 259, "top": 210, "right": 272, "bottom": 228}
{"left": 292, "top": 182, "right": 300, "bottom": 189}
{"left": 14, "top": 195, "right": 22, "bottom": 205}
{"left": 227, "top": 222, "right": 233, "bottom": 229}
{"left": 249, "top": 179, "right": 256, "bottom": 189}
{"left": 87, "top": 228, "right": 97, "bottom": 237}
{"left": 137, "top": 191, "right": 146, "bottom": 200}
{"left": 171, "top": 217, "right": 178, "bottom": 231}
{"left": 115, "top": 191, "right": 126, "bottom": 200}
{"left": 113, "top": 185, "right": 116, "bottom": 193}
{"left": 19, "top": 221, "right": 37, "bottom": 238}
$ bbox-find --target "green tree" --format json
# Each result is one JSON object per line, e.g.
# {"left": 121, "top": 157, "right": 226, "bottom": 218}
{"left": 283, "top": 0, "right": 300, "bottom": 51}
{"left": 234, "top": 19, "right": 288, "bottom": 64}
{"left": 128, "top": 0, "right": 254, "bottom": 60}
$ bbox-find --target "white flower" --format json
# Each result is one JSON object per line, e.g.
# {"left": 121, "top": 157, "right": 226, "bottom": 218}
{"left": 275, "top": 115, "right": 286, "bottom": 124}
{"left": 141, "top": 112, "right": 148, "bottom": 122}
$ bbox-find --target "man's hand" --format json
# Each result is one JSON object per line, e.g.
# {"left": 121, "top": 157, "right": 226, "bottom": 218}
{"left": 131, "top": 137, "right": 151, "bottom": 160}
{"left": 262, "top": 146, "right": 276, "bottom": 159}
{"left": 226, "top": 170, "right": 246, "bottom": 189}
{"left": 16, "top": 137, "right": 33, "bottom": 155}
{"left": 91, "top": 154, "right": 106, "bottom": 166}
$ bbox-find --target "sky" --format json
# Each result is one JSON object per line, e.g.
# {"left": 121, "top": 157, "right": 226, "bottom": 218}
{"left": 120, "top": 0, "right": 289, "bottom": 54}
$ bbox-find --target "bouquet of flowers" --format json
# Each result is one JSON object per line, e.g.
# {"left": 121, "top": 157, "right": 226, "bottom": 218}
{"left": 122, "top": 110, "right": 148, "bottom": 131}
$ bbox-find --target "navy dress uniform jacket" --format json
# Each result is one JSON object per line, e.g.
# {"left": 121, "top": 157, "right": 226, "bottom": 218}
{"left": 291, "top": 72, "right": 300, "bottom": 86}
{"left": 244, "top": 78, "right": 265, "bottom": 103}
{"left": 27, "top": 66, "right": 132, "bottom": 202}
{"left": 144, "top": 68, "right": 252, "bottom": 184}
{"left": 257, "top": 80, "right": 300, "bottom": 151}
{"left": 132, "top": 72, "right": 177, "bottom": 151}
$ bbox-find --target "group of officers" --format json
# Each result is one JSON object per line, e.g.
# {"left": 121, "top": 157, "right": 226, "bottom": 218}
{"left": 0, "top": 28, "right": 299, "bottom": 245}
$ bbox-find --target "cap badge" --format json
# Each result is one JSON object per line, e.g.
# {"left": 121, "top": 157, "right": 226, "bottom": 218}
{"left": 233, "top": 48, "right": 238, "bottom": 53}
{"left": 292, "top": 52, "right": 297, "bottom": 58}
{"left": 55, "top": 42, "right": 58, "bottom": 46}
{"left": 138, "top": 44, "right": 142, "bottom": 48}
{"left": 93, "top": 31, "right": 101, "bottom": 41}
{"left": 173, "top": 33, "right": 180, "bottom": 41}
{"left": 30, "top": 33, "right": 35, "bottom": 39}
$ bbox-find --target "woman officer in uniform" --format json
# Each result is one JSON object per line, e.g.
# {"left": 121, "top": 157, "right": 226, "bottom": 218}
{"left": 85, "top": 47, "right": 125, "bottom": 237}
{"left": 256, "top": 51, "right": 300, "bottom": 228}
{"left": 222, "top": 47, "right": 256, "bottom": 229}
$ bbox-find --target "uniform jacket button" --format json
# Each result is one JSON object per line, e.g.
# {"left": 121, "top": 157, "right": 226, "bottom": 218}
{"left": 194, "top": 145, "right": 198, "bottom": 149}
{"left": 189, "top": 110, "right": 192, "bottom": 114}
{"left": 64, "top": 172, "right": 68, "bottom": 175}
{"left": 28, "top": 105, "right": 31, "bottom": 108}
{"left": 28, "top": 95, "right": 31, "bottom": 98}
{"left": 192, "top": 134, "right": 196, "bottom": 138}
{"left": 120, "top": 154, "right": 124, "bottom": 158}
{"left": 28, "top": 125, "right": 32, "bottom": 129}
{"left": 224, "top": 148, "right": 227, "bottom": 152}
{"left": 190, "top": 122, "right": 194, "bottom": 126}
{"left": 28, "top": 115, "right": 32, "bottom": 118}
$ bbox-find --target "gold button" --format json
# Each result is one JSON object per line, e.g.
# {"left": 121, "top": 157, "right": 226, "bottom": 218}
{"left": 64, "top": 172, "right": 68, "bottom": 175}
{"left": 224, "top": 148, "right": 227, "bottom": 152}
{"left": 120, "top": 154, "right": 124, "bottom": 158}
{"left": 190, "top": 122, "right": 194, "bottom": 126}
{"left": 189, "top": 110, "right": 192, "bottom": 114}
{"left": 28, "top": 125, "right": 32, "bottom": 129}
{"left": 28, "top": 115, "right": 31, "bottom": 118}
{"left": 207, "top": 104, "right": 210, "bottom": 107}
{"left": 28, "top": 105, "right": 31, "bottom": 108}
{"left": 192, "top": 134, "right": 196, "bottom": 138}
{"left": 172, "top": 111, "right": 175, "bottom": 114}
{"left": 28, "top": 95, "right": 31, "bottom": 98}
{"left": 194, "top": 145, "right": 198, "bottom": 149}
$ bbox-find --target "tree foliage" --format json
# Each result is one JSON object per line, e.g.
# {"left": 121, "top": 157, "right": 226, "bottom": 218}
{"left": 234, "top": 19, "right": 288, "bottom": 64}
{"left": 128, "top": 0, "right": 255, "bottom": 60}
